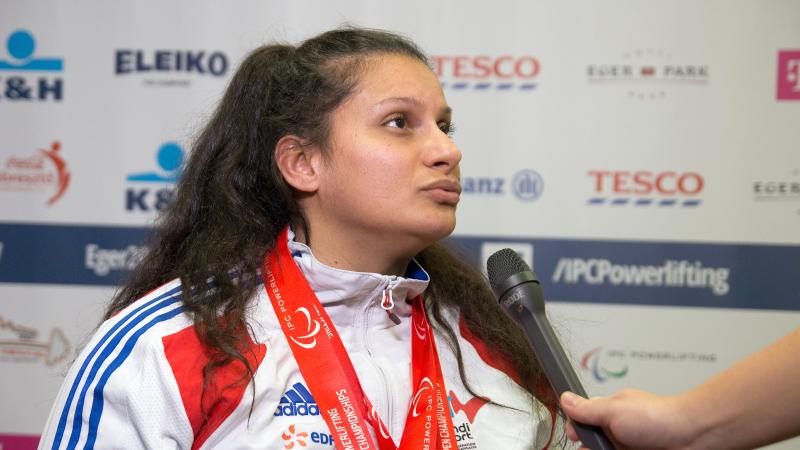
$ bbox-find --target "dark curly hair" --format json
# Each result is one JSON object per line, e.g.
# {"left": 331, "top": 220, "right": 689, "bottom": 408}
{"left": 107, "top": 26, "right": 557, "bottom": 423}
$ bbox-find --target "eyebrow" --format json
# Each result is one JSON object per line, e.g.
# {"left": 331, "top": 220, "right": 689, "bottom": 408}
{"left": 377, "top": 96, "right": 452, "bottom": 116}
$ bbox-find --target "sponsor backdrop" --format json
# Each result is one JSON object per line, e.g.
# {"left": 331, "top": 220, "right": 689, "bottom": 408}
{"left": 1, "top": 0, "right": 799, "bottom": 448}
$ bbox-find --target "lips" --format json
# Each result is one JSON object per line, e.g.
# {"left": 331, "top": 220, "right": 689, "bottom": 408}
{"left": 422, "top": 179, "right": 461, "bottom": 205}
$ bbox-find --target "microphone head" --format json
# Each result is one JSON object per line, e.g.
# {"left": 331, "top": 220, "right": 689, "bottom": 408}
{"left": 487, "top": 248, "right": 533, "bottom": 291}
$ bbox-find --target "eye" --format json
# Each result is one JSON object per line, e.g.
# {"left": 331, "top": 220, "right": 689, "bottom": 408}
{"left": 439, "top": 121, "right": 456, "bottom": 138}
{"left": 384, "top": 115, "right": 407, "bottom": 129}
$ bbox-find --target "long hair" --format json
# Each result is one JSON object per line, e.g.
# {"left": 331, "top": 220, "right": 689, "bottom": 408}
{"left": 108, "top": 27, "right": 556, "bottom": 417}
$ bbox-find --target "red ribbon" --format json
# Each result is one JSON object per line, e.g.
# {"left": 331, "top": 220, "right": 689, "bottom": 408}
{"left": 262, "top": 228, "right": 455, "bottom": 450}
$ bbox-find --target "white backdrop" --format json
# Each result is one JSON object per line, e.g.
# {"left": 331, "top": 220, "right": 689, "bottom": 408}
{"left": 1, "top": 1, "right": 799, "bottom": 449}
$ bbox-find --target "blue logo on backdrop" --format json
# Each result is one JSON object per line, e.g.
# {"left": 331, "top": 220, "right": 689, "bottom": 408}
{"left": 275, "top": 382, "right": 320, "bottom": 417}
{"left": 448, "top": 235, "right": 800, "bottom": 311}
{"left": 115, "top": 48, "right": 228, "bottom": 86}
{"left": 462, "top": 169, "right": 544, "bottom": 202}
{"left": 0, "top": 30, "right": 63, "bottom": 101}
{"left": 125, "top": 142, "right": 184, "bottom": 212}
{"left": 512, "top": 169, "right": 544, "bottom": 201}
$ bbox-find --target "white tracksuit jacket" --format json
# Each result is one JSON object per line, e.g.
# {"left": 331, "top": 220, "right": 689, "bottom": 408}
{"left": 39, "top": 231, "right": 558, "bottom": 450}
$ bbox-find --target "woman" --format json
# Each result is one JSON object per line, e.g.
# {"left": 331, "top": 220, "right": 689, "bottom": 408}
{"left": 39, "top": 27, "right": 560, "bottom": 449}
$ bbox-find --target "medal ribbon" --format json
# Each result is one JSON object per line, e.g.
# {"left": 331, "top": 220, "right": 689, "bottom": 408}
{"left": 262, "top": 228, "right": 455, "bottom": 450}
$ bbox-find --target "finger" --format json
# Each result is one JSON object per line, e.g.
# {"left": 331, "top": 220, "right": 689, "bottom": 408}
{"left": 560, "top": 391, "right": 608, "bottom": 426}
{"left": 565, "top": 420, "right": 579, "bottom": 442}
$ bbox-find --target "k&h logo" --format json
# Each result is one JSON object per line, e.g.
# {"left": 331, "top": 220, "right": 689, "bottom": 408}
{"left": 0, "top": 29, "right": 64, "bottom": 101}
{"left": 125, "top": 142, "right": 184, "bottom": 212}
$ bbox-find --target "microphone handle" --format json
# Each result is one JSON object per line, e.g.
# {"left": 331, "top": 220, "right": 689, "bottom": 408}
{"left": 504, "top": 300, "right": 616, "bottom": 450}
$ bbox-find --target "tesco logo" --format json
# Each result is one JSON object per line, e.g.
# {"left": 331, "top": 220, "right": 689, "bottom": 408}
{"left": 587, "top": 170, "right": 703, "bottom": 207}
{"left": 431, "top": 55, "right": 540, "bottom": 91}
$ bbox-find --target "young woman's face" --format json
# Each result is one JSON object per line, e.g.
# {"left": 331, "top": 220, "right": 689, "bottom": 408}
{"left": 316, "top": 53, "right": 461, "bottom": 249}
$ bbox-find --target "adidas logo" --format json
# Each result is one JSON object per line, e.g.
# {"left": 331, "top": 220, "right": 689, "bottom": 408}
{"left": 274, "top": 382, "right": 320, "bottom": 417}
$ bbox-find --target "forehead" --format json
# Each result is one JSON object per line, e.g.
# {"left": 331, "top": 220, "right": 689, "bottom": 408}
{"left": 349, "top": 54, "right": 447, "bottom": 108}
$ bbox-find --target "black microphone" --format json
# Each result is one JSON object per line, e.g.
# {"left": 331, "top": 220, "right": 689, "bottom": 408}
{"left": 487, "top": 248, "right": 616, "bottom": 450}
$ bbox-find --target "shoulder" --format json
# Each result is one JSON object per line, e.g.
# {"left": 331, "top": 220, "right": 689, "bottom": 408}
{"left": 39, "top": 279, "right": 195, "bottom": 449}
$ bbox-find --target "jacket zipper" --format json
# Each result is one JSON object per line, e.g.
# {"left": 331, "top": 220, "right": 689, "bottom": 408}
{"left": 381, "top": 276, "right": 402, "bottom": 325}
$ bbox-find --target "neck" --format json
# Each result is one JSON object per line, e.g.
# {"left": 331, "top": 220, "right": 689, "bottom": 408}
{"left": 293, "top": 224, "right": 417, "bottom": 276}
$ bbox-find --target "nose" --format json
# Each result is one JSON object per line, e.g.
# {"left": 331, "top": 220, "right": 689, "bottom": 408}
{"left": 425, "top": 128, "right": 462, "bottom": 173}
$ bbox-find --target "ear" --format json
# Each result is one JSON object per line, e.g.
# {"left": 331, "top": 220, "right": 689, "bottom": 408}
{"left": 275, "top": 135, "right": 322, "bottom": 193}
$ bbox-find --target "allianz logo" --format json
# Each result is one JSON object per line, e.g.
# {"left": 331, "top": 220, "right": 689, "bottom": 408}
{"left": 84, "top": 243, "right": 147, "bottom": 276}
{"left": 462, "top": 169, "right": 544, "bottom": 202}
{"left": 274, "top": 382, "right": 320, "bottom": 417}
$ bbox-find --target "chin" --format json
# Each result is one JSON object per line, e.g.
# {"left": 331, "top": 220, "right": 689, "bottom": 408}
{"left": 419, "top": 217, "right": 457, "bottom": 243}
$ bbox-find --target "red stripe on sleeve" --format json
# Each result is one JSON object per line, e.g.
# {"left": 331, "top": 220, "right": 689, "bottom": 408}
{"left": 458, "top": 315, "right": 557, "bottom": 449}
{"left": 163, "top": 324, "right": 266, "bottom": 450}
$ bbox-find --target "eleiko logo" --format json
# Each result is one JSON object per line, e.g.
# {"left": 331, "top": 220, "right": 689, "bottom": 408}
{"left": 587, "top": 49, "right": 708, "bottom": 100}
{"left": 125, "top": 142, "right": 184, "bottom": 212}
{"left": 0, "top": 29, "right": 64, "bottom": 101}
{"left": 432, "top": 55, "right": 540, "bottom": 91}
{"left": 776, "top": 50, "right": 800, "bottom": 101}
{"left": 275, "top": 382, "right": 320, "bottom": 417}
{"left": 289, "top": 307, "right": 321, "bottom": 349}
{"left": 462, "top": 169, "right": 544, "bottom": 202}
{"left": 0, "top": 140, "right": 70, "bottom": 205}
{"left": 581, "top": 347, "right": 629, "bottom": 383}
{"left": 0, "top": 316, "right": 71, "bottom": 366}
{"left": 115, "top": 49, "right": 229, "bottom": 87}
{"left": 587, "top": 170, "right": 703, "bottom": 207}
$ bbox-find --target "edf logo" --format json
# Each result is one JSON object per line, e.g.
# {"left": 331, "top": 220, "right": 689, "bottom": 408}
{"left": 0, "top": 30, "right": 63, "bottom": 101}
{"left": 125, "top": 142, "right": 184, "bottom": 212}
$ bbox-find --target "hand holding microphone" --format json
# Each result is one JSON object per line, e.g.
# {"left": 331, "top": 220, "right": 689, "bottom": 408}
{"left": 487, "top": 249, "right": 800, "bottom": 449}
{"left": 487, "top": 248, "right": 616, "bottom": 450}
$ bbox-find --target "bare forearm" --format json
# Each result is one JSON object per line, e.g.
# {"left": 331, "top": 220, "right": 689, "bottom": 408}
{"left": 680, "top": 327, "right": 800, "bottom": 449}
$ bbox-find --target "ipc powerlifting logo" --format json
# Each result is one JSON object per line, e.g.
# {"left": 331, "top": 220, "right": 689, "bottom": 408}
{"left": 0, "top": 29, "right": 64, "bottom": 101}
{"left": 0, "top": 140, "right": 70, "bottom": 205}
{"left": 432, "top": 55, "right": 540, "bottom": 91}
{"left": 125, "top": 142, "right": 184, "bottom": 212}
{"left": 289, "top": 307, "right": 321, "bottom": 349}
{"left": 580, "top": 347, "right": 716, "bottom": 383}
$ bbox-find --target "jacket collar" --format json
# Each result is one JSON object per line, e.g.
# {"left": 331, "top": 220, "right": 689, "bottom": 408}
{"left": 285, "top": 228, "right": 430, "bottom": 327}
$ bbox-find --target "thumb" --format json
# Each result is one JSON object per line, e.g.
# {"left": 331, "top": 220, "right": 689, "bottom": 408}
{"left": 560, "top": 391, "right": 609, "bottom": 427}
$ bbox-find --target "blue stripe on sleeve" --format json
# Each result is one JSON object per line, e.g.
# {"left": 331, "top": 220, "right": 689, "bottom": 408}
{"left": 82, "top": 306, "right": 186, "bottom": 449}
{"left": 50, "top": 285, "right": 182, "bottom": 450}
